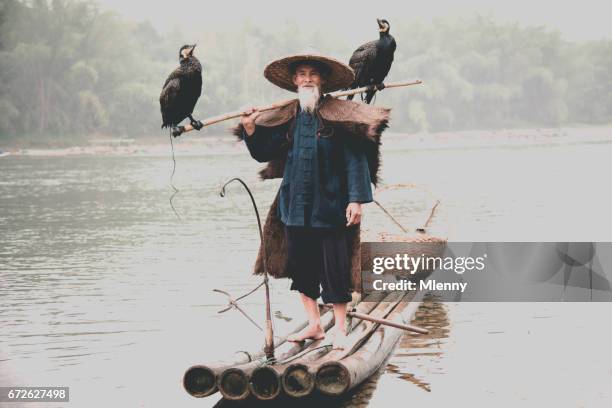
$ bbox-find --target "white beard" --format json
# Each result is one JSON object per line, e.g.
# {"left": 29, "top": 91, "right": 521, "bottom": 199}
{"left": 297, "top": 86, "right": 320, "bottom": 113}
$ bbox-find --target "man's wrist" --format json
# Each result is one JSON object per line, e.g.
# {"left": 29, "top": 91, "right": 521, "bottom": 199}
{"left": 244, "top": 124, "right": 256, "bottom": 137}
{"left": 243, "top": 125, "right": 257, "bottom": 140}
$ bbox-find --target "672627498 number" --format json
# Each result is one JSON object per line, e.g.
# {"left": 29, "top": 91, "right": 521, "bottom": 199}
{"left": 0, "top": 387, "right": 69, "bottom": 402}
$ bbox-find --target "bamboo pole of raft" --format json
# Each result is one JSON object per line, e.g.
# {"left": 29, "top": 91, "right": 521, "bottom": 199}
{"left": 216, "top": 293, "right": 366, "bottom": 401}
{"left": 316, "top": 288, "right": 428, "bottom": 396}
{"left": 278, "top": 291, "right": 410, "bottom": 398}
{"left": 183, "top": 315, "right": 310, "bottom": 398}
{"left": 173, "top": 79, "right": 423, "bottom": 136}
{"left": 248, "top": 297, "right": 380, "bottom": 401}
{"left": 183, "top": 292, "right": 350, "bottom": 398}
{"left": 271, "top": 292, "right": 405, "bottom": 399}
{"left": 184, "top": 178, "right": 277, "bottom": 398}
{"left": 247, "top": 294, "right": 385, "bottom": 400}
{"left": 346, "top": 310, "right": 429, "bottom": 334}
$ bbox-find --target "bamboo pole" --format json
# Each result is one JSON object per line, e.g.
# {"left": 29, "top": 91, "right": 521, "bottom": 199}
{"left": 416, "top": 199, "right": 440, "bottom": 233}
{"left": 278, "top": 292, "right": 405, "bottom": 398}
{"left": 346, "top": 310, "right": 428, "bottom": 334}
{"left": 307, "top": 292, "right": 412, "bottom": 366}
{"left": 315, "top": 288, "right": 428, "bottom": 396}
{"left": 172, "top": 79, "right": 423, "bottom": 137}
{"left": 183, "top": 290, "right": 348, "bottom": 397}
{"left": 183, "top": 315, "right": 309, "bottom": 398}
{"left": 217, "top": 293, "right": 365, "bottom": 401}
{"left": 220, "top": 179, "right": 275, "bottom": 362}
{"left": 247, "top": 294, "right": 384, "bottom": 400}
{"left": 184, "top": 179, "right": 277, "bottom": 399}
{"left": 248, "top": 294, "right": 379, "bottom": 401}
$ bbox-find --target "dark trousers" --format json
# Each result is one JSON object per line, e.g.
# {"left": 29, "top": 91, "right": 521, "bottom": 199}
{"left": 285, "top": 226, "right": 352, "bottom": 304}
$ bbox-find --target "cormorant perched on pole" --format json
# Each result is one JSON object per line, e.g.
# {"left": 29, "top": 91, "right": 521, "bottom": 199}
{"left": 160, "top": 44, "right": 203, "bottom": 135}
{"left": 347, "top": 18, "right": 396, "bottom": 104}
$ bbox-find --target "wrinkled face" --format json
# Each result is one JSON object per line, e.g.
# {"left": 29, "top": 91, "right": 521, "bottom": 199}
{"left": 292, "top": 64, "right": 324, "bottom": 90}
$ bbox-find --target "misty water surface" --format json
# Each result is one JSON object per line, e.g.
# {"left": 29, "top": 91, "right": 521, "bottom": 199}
{"left": 1, "top": 133, "right": 611, "bottom": 407}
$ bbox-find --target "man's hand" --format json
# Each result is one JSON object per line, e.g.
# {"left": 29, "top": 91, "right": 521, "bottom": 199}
{"left": 241, "top": 107, "right": 261, "bottom": 136}
{"left": 346, "top": 202, "right": 362, "bottom": 226}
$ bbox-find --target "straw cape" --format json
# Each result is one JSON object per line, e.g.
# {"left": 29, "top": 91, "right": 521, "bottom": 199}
{"left": 264, "top": 52, "right": 355, "bottom": 93}
{"left": 235, "top": 53, "right": 391, "bottom": 292}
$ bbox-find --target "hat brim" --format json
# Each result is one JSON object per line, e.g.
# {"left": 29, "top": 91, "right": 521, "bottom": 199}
{"left": 264, "top": 54, "right": 354, "bottom": 93}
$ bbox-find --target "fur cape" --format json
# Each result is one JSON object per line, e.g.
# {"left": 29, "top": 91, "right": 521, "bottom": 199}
{"left": 233, "top": 96, "right": 390, "bottom": 292}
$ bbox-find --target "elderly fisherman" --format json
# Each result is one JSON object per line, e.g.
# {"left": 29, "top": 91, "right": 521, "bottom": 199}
{"left": 237, "top": 52, "right": 390, "bottom": 349}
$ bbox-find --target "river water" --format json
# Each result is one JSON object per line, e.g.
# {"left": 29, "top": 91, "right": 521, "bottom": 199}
{"left": 1, "top": 130, "right": 611, "bottom": 407}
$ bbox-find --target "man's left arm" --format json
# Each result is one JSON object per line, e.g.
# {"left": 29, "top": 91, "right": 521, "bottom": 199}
{"left": 344, "top": 142, "right": 373, "bottom": 204}
{"left": 344, "top": 141, "right": 373, "bottom": 226}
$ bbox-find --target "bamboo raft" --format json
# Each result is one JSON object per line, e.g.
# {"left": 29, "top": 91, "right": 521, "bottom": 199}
{"left": 179, "top": 79, "right": 440, "bottom": 401}
{"left": 184, "top": 285, "right": 433, "bottom": 401}
{"left": 184, "top": 189, "right": 446, "bottom": 401}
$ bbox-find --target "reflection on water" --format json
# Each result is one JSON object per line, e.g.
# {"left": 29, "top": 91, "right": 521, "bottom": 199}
{"left": 328, "top": 294, "right": 450, "bottom": 406}
{"left": 386, "top": 294, "right": 449, "bottom": 392}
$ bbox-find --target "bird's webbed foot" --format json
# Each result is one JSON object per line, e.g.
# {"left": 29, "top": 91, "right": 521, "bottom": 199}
{"left": 375, "top": 83, "right": 386, "bottom": 91}
{"left": 190, "top": 119, "right": 203, "bottom": 131}
{"left": 172, "top": 126, "right": 185, "bottom": 137}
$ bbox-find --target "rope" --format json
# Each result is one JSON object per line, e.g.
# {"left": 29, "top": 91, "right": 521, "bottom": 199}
{"left": 235, "top": 281, "right": 264, "bottom": 302}
{"left": 168, "top": 130, "right": 182, "bottom": 220}
{"left": 214, "top": 287, "right": 264, "bottom": 332}
{"left": 234, "top": 350, "right": 253, "bottom": 362}
{"left": 255, "top": 356, "right": 277, "bottom": 366}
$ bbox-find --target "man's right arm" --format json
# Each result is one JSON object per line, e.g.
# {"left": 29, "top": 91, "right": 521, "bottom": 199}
{"left": 242, "top": 108, "right": 285, "bottom": 162}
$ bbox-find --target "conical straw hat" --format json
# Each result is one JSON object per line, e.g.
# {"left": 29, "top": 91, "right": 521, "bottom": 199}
{"left": 264, "top": 51, "right": 354, "bottom": 93}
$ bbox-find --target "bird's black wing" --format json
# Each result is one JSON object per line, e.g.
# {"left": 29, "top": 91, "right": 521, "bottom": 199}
{"left": 376, "top": 37, "right": 396, "bottom": 82}
{"left": 349, "top": 40, "right": 379, "bottom": 86}
{"left": 159, "top": 69, "right": 182, "bottom": 128}
{"left": 182, "top": 70, "right": 202, "bottom": 115}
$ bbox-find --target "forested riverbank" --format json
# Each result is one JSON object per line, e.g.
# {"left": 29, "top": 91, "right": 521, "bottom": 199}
{"left": 1, "top": 0, "right": 611, "bottom": 147}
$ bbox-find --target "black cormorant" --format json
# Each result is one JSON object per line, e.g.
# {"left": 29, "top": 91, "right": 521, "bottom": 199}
{"left": 160, "top": 44, "right": 203, "bottom": 134}
{"left": 347, "top": 19, "right": 396, "bottom": 104}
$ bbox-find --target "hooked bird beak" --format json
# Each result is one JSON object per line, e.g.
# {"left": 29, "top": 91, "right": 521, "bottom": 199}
{"left": 377, "top": 18, "right": 383, "bottom": 28}
{"left": 190, "top": 44, "right": 197, "bottom": 54}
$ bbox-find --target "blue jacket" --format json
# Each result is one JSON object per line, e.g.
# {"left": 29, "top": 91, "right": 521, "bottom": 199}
{"left": 245, "top": 109, "right": 373, "bottom": 228}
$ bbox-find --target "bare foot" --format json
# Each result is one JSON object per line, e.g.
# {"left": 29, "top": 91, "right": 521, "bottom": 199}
{"left": 287, "top": 324, "right": 325, "bottom": 342}
{"left": 332, "top": 328, "right": 348, "bottom": 350}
